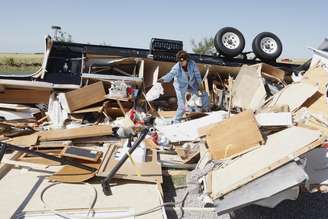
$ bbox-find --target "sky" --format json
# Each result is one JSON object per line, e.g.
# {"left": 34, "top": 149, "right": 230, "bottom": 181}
{"left": 0, "top": 0, "right": 326, "bottom": 59}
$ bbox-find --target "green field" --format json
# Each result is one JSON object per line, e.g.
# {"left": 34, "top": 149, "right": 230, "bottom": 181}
{"left": 0, "top": 53, "right": 43, "bottom": 73}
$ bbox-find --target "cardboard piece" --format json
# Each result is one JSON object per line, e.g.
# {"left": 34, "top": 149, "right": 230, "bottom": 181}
{"left": 211, "top": 126, "right": 322, "bottom": 199}
{"left": 64, "top": 82, "right": 106, "bottom": 112}
{"left": 38, "top": 125, "right": 113, "bottom": 141}
{"left": 206, "top": 111, "right": 264, "bottom": 160}
{"left": 231, "top": 65, "right": 267, "bottom": 111}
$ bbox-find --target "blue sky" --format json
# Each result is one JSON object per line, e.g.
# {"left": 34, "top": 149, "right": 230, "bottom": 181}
{"left": 0, "top": 0, "right": 326, "bottom": 58}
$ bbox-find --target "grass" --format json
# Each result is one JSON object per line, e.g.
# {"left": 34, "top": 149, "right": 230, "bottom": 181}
{"left": 0, "top": 53, "right": 43, "bottom": 74}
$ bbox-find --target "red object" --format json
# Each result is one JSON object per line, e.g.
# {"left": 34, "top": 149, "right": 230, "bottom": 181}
{"left": 127, "top": 87, "right": 134, "bottom": 95}
{"left": 151, "top": 132, "right": 159, "bottom": 144}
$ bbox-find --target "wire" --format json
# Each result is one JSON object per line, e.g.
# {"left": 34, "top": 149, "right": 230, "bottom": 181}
{"left": 40, "top": 182, "right": 97, "bottom": 219}
{"left": 40, "top": 183, "right": 214, "bottom": 219}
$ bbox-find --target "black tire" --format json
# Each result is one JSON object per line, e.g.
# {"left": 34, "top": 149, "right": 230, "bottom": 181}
{"left": 252, "top": 32, "right": 282, "bottom": 61}
{"left": 214, "top": 27, "right": 245, "bottom": 57}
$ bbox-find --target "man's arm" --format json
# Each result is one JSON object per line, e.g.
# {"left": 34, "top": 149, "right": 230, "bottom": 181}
{"left": 158, "top": 65, "right": 178, "bottom": 83}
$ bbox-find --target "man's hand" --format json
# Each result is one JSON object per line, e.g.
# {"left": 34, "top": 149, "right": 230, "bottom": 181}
{"left": 157, "top": 78, "right": 164, "bottom": 83}
{"left": 198, "top": 83, "right": 205, "bottom": 92}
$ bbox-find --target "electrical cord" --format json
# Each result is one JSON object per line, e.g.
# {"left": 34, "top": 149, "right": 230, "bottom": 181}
{"left": 40, "top": 182, "right": 216, "bottom": 219}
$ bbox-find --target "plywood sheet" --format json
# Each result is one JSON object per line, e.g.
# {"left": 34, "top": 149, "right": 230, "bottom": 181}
{"left": 211, "top": 126, "right": 322, "bottom": 199}
{"left": 64, "top": 81, "right": 106, "bottom": 112}
{"left": 38, "top": 125, "right": 112, "bottom": 141}
{"left": 206, "top": 111, "right": 263, "bottom": 160}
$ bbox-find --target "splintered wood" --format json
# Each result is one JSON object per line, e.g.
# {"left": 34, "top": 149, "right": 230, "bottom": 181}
{"left": 206, "top": 111, "right": 264, "bottom": 160}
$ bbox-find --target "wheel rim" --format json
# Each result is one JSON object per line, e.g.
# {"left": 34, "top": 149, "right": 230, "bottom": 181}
{"left": 260, "top": 37, "right": 278, "bottom": 54}
{"left": 221, "top": 32, "right": 240, "bottom": 49}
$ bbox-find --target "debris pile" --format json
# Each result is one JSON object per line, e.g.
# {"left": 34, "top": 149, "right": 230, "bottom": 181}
{"left": 2, "top": 41, "right": 328, "bottom": 218}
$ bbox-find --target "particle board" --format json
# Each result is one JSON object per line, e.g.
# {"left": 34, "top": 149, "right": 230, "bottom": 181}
{"left": 206, "top": 111, "right": 263, "bottom": 160}
{"left": 0, "top": 89, "right": 51, "bottom": 104}
{"left": 211, "top": 126, "right": 322, "bottom": 199}
{"left": 64, "top": 81, "right": 106, "bottom": 112}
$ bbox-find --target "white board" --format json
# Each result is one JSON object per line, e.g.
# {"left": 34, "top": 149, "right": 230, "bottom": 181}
{"left": 211, "top": 126, "right": 321, "bottom": 199}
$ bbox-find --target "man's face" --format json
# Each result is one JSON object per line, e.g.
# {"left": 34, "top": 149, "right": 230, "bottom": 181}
{"left": 180, "top": 59, "right": 187, "bottom": 68}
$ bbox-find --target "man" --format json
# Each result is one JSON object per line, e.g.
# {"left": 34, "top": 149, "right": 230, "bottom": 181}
{"left": 158, "top": 50, "right": 204, "bottom": 122}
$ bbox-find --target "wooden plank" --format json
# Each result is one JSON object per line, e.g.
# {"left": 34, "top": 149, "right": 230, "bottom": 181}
{"left": 64, "top": 81, "right": 106, "bottom": 112}
{"left": 72, "top": 105, "right": 103, "bottom": 114}
{"left": 38, "top": 125, "right": 112, "bottom": 141}
{"left": 61, "top": 146, "right": 102, "bottom": 162}
{"left": 206, "top": 111, "right": 263, "bottom": 160}
{"left": 7, "top": 133, "right": 39, "bottom": 147}
{"left": 0, "top": 152, "right": 23, "bottom": 179}
{"left": 211, "top": 126, "right": 322, "bottom": 199}
{"left": 0, "top": 89, "right": 51, "bottom": 104}
{"left": 18, "top": 156, "right": 61, "bottom": 165}
{"left": 0, "top": 103, "right": 35, "bottom": 112}
{"left": 1, "top": 159, "right": 53, "bottom": 171}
